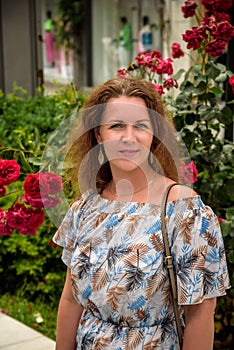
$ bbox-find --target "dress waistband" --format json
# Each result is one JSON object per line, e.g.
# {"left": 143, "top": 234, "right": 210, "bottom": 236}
{"left": 84, "top": 308, "right": 176, "bottom": 329}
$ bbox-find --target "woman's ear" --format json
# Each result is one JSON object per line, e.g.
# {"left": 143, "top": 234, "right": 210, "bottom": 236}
{"left": 95, "top": 127, "right": 102, "bottom": 144}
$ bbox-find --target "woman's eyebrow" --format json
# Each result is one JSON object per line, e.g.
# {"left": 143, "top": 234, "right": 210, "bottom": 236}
{"left": 106, "top": 119, "right": 151, "bottom": 123}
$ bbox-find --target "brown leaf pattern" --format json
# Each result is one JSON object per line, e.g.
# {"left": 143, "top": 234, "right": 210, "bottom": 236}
{"left": 106, "top": 286, "right": 125, "bottom": 312}
{"left": 135, "top": 309, "right": 148, "bottom": 321}
{"left": 125, "top": 216, "right": 141, "bottom": 237}
{"left": 95, "top": 336, "right": 112, "bottom": 350}
{"left": 179, "top": 214, "right": 194, "bottom": 244}
{"left": 95, "top": 212, "right": 109, "bottom": 227}
{"left": 177, "top": 284, "right": 189, "bottom": 304}
{"left": 189, "top": 245, "right": 207, "bottom": 270}
{"left": 122, "top": 244, "right": 148, "bottom": 265}
{"left": 52, "top": 192, "right": 230, "bottom": 349}
{"left": 150, "top": 233, "right": 164, "bottom": 252}
{"left": 92, "top": 267, "right": 108, "bottom": 291}
{"left": 161, "top": 284, "right": 171, "bottom": 306}
{"left": 104, "top": 228, "right": 113, "bottom": 243}
{"left": 144, "top": 338, "right": 161, "bottom": 349}
{"left": 204, "top": 231, "right": 218, "bottom": 247}
{"left": 146, "top": 272, "right": 167, "bottom": 299}
{"left": 125, "top": 329, "right": 143, "bottom": 350}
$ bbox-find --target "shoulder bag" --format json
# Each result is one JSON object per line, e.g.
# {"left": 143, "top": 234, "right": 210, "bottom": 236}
{"left": 160, "top": 183, "right": 183, "bottom": 348}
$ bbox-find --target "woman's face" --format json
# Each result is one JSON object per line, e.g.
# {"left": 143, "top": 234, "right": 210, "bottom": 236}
{"left": 96, "top": 96, "right": 154, "bottom": 173}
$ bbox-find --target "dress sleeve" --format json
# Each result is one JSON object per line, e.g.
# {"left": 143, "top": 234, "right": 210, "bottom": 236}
{"left": 171, "top": 199, "right": 231, "bottom": 305}
{"left": 53, "top": 200, "right": 82, "bottom": 268}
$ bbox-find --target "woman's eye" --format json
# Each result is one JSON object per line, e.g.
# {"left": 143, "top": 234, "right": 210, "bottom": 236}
{"left": 109, "top": 123, "right": 124, "bottom": 129}
{"left": 135, "top": 123, "right": 148, "bottom": 129}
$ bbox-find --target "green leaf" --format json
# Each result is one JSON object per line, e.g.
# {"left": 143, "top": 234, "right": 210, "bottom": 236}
{"left": 227, "top": 249, "right": 234, "bottom": 263}
{"left": 210, "top": 86, "right": 224, "bottom": 95}
{"left": 172, "top": 68, "right": 185, "bottom": 81}
{"left": 19, "top": 151, "right": 33, "bottom": 173}
{"left": 226, "top": 208, "right": 234, "bottom": 221}
{"left": 193, "top": 81, "right": 207, "bottom": 95}
{"left": 220, "top": 220, "right": 232, "bottom": 237}
{"left": 176, "top": 91, "right": 192, "bottom": 108}
{"left": 191, "top": 64, "right": 203, "bottom": 76}
{"left": 215, "top": 73, "right": 228, "bottom": 83}
{"left": 186, "top": 113, "right": 197, "bottom": 125}
{"left": 206, "top": 61, "right": 221, "bottom": 79}
{"left": 218, "top": 106, "right": 234, "bottom": 125}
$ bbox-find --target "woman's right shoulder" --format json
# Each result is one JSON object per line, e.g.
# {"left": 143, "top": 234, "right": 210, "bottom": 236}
{"left": 69, "top": 190, "right": 96, "bottom": 212}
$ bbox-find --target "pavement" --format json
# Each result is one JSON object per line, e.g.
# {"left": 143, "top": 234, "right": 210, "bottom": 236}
{"left": 0, "top": 313, "right": 55, "bottom": 349}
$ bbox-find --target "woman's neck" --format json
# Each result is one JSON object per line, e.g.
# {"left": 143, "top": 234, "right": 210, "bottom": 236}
{"left": 108, "top": 164, "right": 157, "bottom": 199}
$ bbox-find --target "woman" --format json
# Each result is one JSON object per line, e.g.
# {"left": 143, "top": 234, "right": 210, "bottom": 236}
{"left": 117, "top": 17, "right": 133, "bottom": 69}
{"left": 44, "top": 11, "right": 55, "bottom": 67}
{"left": 137, "top": 16, "right": 153, "bottom": 55}
{"left": 53, "top": 77, "right": 230, "bottom": 350}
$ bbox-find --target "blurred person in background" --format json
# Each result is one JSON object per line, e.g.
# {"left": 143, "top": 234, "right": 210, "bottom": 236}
{"left": 44, "top": 10, "right": 55, "bottom": 67}
{"left": 117, "top": 16, "right": 133, "bottom": 69}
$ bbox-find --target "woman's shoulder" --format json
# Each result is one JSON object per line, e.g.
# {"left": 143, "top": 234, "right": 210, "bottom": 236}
{"left": 69, "top": 190, "right": 97, "bottom": 212}
{"left": 166, "top": 181, "right": 197, "bottom": 203}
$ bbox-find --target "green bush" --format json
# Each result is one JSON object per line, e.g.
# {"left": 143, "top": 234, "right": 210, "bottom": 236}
{"left": 0, "top": 84, "right": 87, "bottom": 306}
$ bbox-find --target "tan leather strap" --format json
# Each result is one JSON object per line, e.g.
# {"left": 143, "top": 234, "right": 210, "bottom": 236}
{"left": 160, "top": 183, "right": 183, "bottom": 349}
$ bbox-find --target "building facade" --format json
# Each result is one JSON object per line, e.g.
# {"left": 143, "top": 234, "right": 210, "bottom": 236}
{"left": 0, "top": 0, "right": 191, "bottom": 93}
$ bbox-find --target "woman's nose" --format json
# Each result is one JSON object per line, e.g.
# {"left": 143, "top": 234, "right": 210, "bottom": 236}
{"left": 121, "top": 125, "right": 136, "bottom": 143}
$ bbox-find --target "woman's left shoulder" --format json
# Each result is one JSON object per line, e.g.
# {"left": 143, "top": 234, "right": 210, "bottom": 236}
{"left": 167, "top": 182, "right": 197, "bottom": 202}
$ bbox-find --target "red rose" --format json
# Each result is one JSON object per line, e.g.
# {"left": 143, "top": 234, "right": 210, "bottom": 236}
{"left": 6, "top": 203, "right": 33, "bottom": 229}
{"left": 135, "top": 52, "right": 152, "bottom": 66}
{"left": 156, "top": 58, "right": 173, "bottom": 75}
{"left": 0, "top": 208, "right": 4, "bottom": 221}
{"left": 22, "top": 194, "right": 44, "bottom": 208}
{"left": 18, "top": 209, "right": 45, "bottom": 235}
{"left": 39, "top": 172, "right": 63, "bottom": 195}
{"left": 213, "top": 0, "right": 232, "bottom": 12}
{"left": 0, "top": 185, "right": 6, "bottom": 197}
{"left": 218, "top": 217, "right": 225, "bottom": 223}
{"left": 0, "top": 223, "right": 13, "bottom": 236}
{"left": 0, "top": 159, "right": 20, "bottom": 186}
{"left": 213, "top": 12, "right": 231, "bottom": 23}
{"left": 163, "top": 78, "right": 178, "bottom": 90}
{"left": 24, "top": 172, "right": 63, "bottom": 198}
{"left": 180, "top": 160, "right": 198, "bottom": 184}
{"left": 200, "top": 0, "right": 214, "bottom": 10}
{"left": 151, "top": 83, "right": 164, "bottom": 95}
{"left": 117, "top": 69, "right": 127, "bottom": 79}
{"left": 151, "top": 50, "right": 162, "bottom": 59}
{"left": 6, "top": 202, "right": 44, "bottom": 234}
{"left": 0, "top": 208, "right": 13, "bottom": 236}
{"left": 41, "top": 196, "right": 61, "bottom": 208}
{"left": 182, "top": 28, "right": 204, "bottom": 50}
{"left": 212, "top": 21, "right": 234, "bottom": 41}
{"left": 202, "top": 15, "right": 216, "bottom": 31}
{"left": 22, "top": 194, "right": 61, "bottom": 208}
{"left": 205, "top": 39, "right": 227, "bottom": 57}
{"left": 181, "top": 0, "right": 197, "bottom": 18}
{"left": 24, "top": 173, "right": 41, "bottom": 198}
{"left": 171, "top": 43, "right": 185, "bottom": 59}
{"left": 229, "top": 75, "right": 234, "bottom": 94}
{"left": 201, "top": 0, "right": 232, "bottom": 13}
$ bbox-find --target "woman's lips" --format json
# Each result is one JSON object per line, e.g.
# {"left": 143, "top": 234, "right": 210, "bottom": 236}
{"left": 119, "top": 150, "right": 139, "bottom": 157}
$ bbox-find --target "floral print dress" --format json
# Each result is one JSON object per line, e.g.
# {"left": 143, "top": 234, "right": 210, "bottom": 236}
{"left": 53, "top": 191, "right": 230, "bottom": 350}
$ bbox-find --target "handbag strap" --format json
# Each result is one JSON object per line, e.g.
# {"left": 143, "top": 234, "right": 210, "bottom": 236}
{"left": 160, "top": 183, "right": 183, "bottom": 348}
